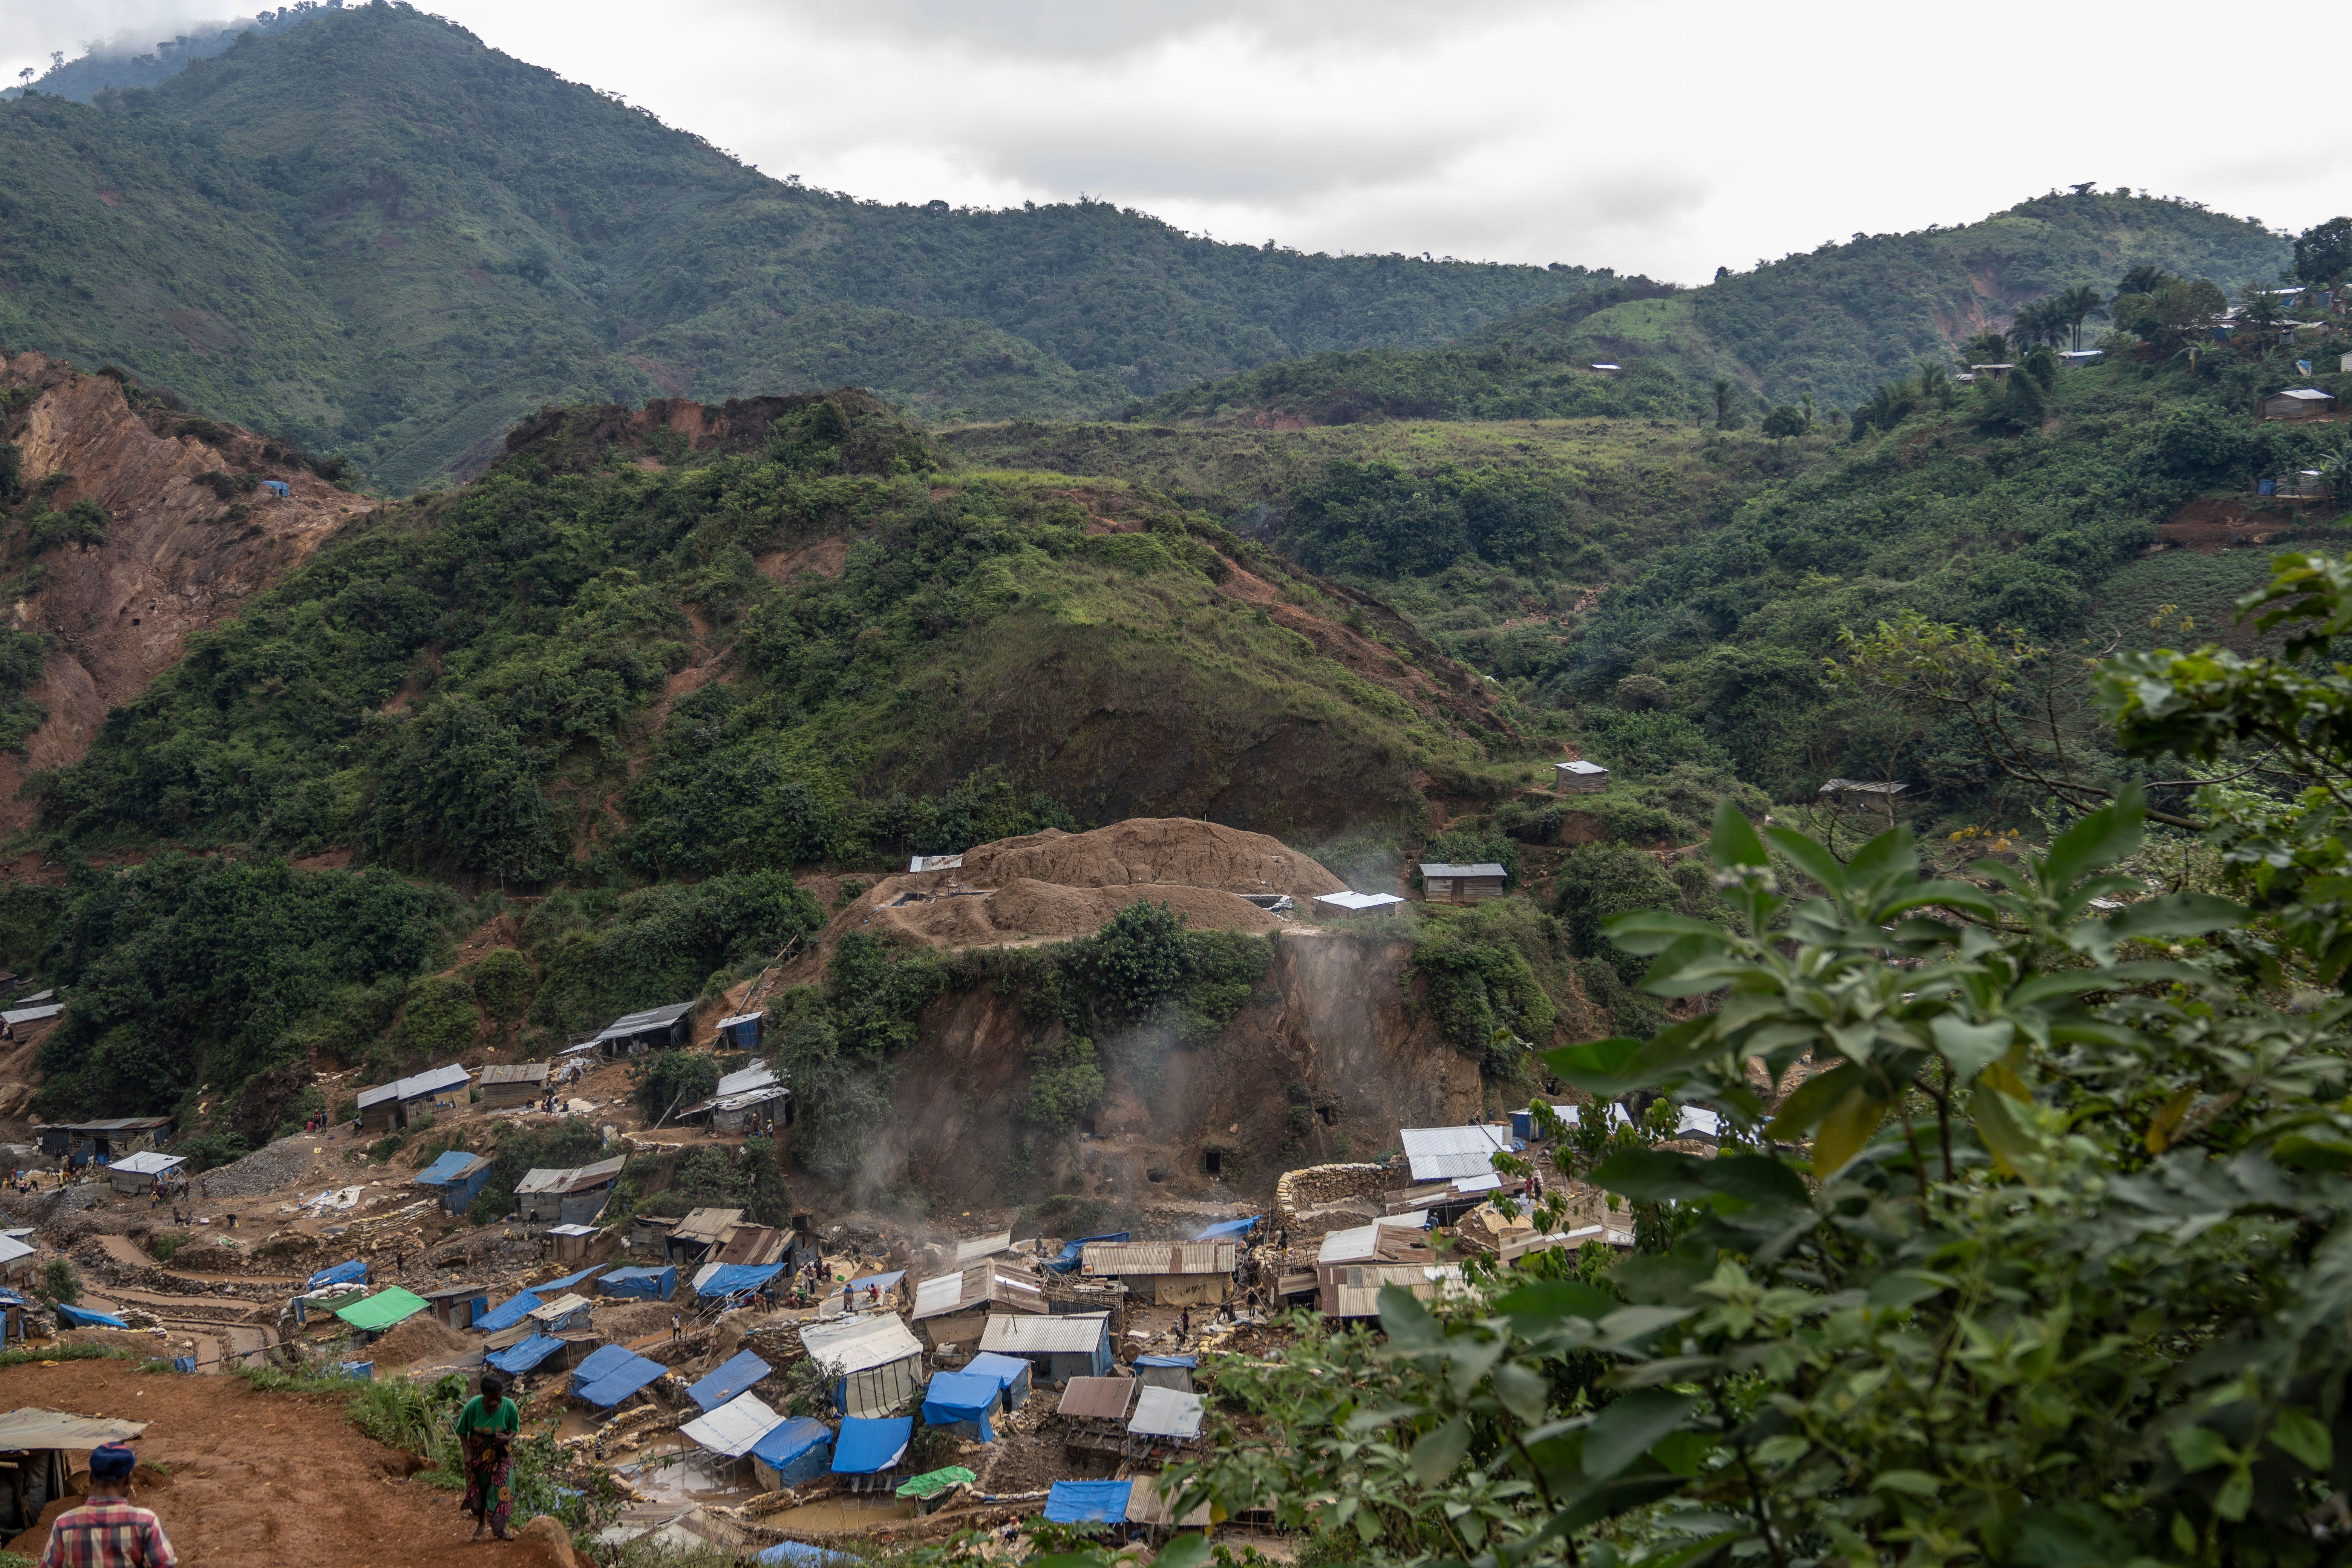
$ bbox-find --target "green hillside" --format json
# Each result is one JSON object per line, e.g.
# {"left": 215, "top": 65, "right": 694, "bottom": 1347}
{"left": 0, "top": 3, "right": 1609, "bottom": 492}
{"left": 1142, "top": 192, "right": 2293, "bottom": 423}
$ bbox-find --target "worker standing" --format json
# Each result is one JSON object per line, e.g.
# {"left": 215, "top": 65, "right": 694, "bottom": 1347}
{"left": 38, "top": 1442, "right": 174, "bottom": 1567}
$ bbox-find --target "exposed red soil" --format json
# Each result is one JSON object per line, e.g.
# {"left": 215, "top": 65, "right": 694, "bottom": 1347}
{"left": 0, "top": 1360, "right": 568, "bottom": 1567}
{"left": 753, "top": 537, "right": 847, "bottom": 582}
{"left": 2157, "top": 497, "right": 2316, "bottom": 553}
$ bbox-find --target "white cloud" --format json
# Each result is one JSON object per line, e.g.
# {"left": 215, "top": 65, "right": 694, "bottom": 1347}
{"left": 5, "top": 0, "right": 2348, "bottom": 283}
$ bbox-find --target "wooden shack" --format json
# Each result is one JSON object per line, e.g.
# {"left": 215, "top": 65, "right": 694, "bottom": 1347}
{"left": 1078, "top": 1240, "right": 1236, "bottom": 1305}
{"left": 2260, "top": 387, "right": 2338, "bottom": 421}
{"left": 478, "top": 1061, "right": 550, "bottom": 1110}
{"left": 1418, "top": 862, "right": 1507, "bottom": 904}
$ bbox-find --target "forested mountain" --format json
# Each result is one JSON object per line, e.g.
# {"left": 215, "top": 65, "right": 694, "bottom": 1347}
{"left": 0, "top": 3, "right": 1609, "bottom": 492}
{"left": 1144, "top": 191, "right": 2293, "bottom": 422}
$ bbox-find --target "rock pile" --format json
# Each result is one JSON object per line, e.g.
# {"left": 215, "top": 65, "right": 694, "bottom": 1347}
{"left": 203, "top": 1134, "right": 328, "bottom": 1198}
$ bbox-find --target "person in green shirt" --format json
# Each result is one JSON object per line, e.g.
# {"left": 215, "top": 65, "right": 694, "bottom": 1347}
{"left": 455, "top": 1372, "right": 521, "bottom": 1541}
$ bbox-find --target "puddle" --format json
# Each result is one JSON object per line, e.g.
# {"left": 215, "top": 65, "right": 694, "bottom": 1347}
{"left": 768, "top": 1496, "right": 916, "bottom": 1532}
{"left": 615, "top": 1441, "right": 759, "bottom": 1505}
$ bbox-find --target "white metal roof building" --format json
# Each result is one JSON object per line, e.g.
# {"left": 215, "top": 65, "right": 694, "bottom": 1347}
{"left": 1398, "top": 1124, "right": 1513, "bottom": 1182}
{"left": 799, "top": 1314, "right": 925, "bottom": 1417}
{"left": 679, "top": 1392, "right": 785, "bottom": 1459}
{"left": 1127, "top": 1385, "right": 1206, "bottom": 1440}
{"left": 1312, "top": 891, "right": 1407, "bottom": 917}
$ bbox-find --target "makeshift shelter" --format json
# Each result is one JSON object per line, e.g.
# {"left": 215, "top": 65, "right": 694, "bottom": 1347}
{"left": 477, "top": 1061, "right": 550, "bottom": 1110}
{"left": 961, "top": 1350, "right": 1034, "bottom": 1410}
{"left": 336, "top": 1287, "right": 430, "bottom": 1334}
{"left": 527, "top": 1293, "right": 594, "bottom": 1334}
{"left": 1127, "top": 1474, "right": 1214, "bottom": 1533}
{"left": 697, "top": 1262, "right": 787, "bottom": 1300}
{"left": 0, "top": 1409, "right": 149, "bottom": 1535}
{"left": 422, "top": 1282, "right": 491, "bottom": 1331}
{"left": 354, "top": 1063, "right": 470, "bottom": 1133}
{"left": 920, "top": 1370, "right": 1000, "bottom": 1442}
{"left": 801, "top": 1314, "right": 926, "bottom": 1416}
{"left": 474, "top": 1291, "right": 543, "bottom": 1334}
{"left": 714, "top": 1225, "right": 789, "bottom": 1268}
{"left": 713, "top": 1012, "right": 764, "bottom": 1052}
{"left": 577, "top": 1349, "right": 668, "bottom": 1407}
{"left": 487, "top": 1334, "right": 566, "bottom": 1376}
{"left": 57, "top": 1304, "right": 127, "bottom": 1329}
{"left": 1312, "top": 890, "right": 1408, "bottom": 919}
{"left": 750, "top": 1416, "right": 833, "bottom": 1490}
{"left": 104, "top": 1151, "right": 186, "bottom": 1195}
{"left": 1817, "top": 778, "right": 1909, "bottom": 812}
{"left": 0, "top": 1237, "right": 33, "bottom": 1291}
{"left": 680, "top": 1392, "right": 786, "bottom": 1461}
{"left": 1080, "top": 1240, "right": 1236, "bottom": 1304}
{"left": 0, "top": 1286, "right": 28, "bottom": 1345}
{"left": 308, "top": 1259, "right": 368, "bottom": 1291}
{"left": 583, "top": 1001, "right": 695, "bottom": 1058}
{"left": 1128, "top": 1384, "right": 1207, "bottom": 1448}
{"left": 514, "top": 1156, "right": 626, "bottom": 1226}
{"left": 1418, "top": 861, "right": 1507, "bottom": 903}
{"left": 1133, "top": 1355, "right": 1196, "bottom": 1392}
{"left": 570, "top": 1343, "right": 637, "bottom": 1396}
{"left": 1554, "top": 758, "right": 1610, "bottom": 793}
{"left": 830, "top": 1415, "right": 913, "bottom": 1479}
{"left": 1047, "top": 1231, "right": 1128, "bottom": 1274}
{"left": 1058, "top": 1376, "right": 1137, "bottom": 1424}
{"left": 978, "top": 1309, "right": 1112, "bottom": 1383}
{"left": 2261, "top": 387, "right": 2339, "bottom": 420}
{"left": 688, "top": 1350, "right": 774, "bottom": 1414}
{"left": 1044, "top": 1479, "right": 1134, "bottom": 1526}
{"left": 33, "top": 1117, "right": 171, "bottom": 1165}
{"left": 911, "top": 1260, "right": 1047, "bottom": 1341}
{"left": 599, "top": 1266, "right": 676, "bottom": 1302}
{"left": 413, "top": 1150, "right": 493, "bottom": 1214}
{"left": 667, "top": 1207, "right": 744, "bottom": 1263}
{"left": 1400, "top": 1125, "right": 1513, "bottom": 1183}
{"left": 897, "top": 1465, "right": 977, "bottom": 1514}
{"left": 546, "top": 1224, "right": 599, "bottom": 1265}
{"left": 675, "top": 1061, "right": 787, "bottom": 1136}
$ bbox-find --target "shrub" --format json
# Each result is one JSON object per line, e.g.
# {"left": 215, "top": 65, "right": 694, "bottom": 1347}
{"left": 150, "top": 1233, "right": 183, "bottom": 1264}
{"left": 1024, "top": 1035, "right": 1105, "bottom": 1132}
{"left": 1077, "top": 902, "right": 1193, "bottom": 1020}
{"left": 632, "top": 1050, "right": 720, "bottom": 1124}
{"left": 176, "top": 1129, "right": 251, "bottom": 1171}
{"left": 464, "top": 948, "right": 535, "bottom": 1029}
{"left": 40, "top": 1258, "right": 79, "bottom": 1305}
{"left": 400, "top": 975, "right": 477, "bottom": 1055}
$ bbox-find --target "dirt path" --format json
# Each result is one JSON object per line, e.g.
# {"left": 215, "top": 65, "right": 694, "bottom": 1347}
{"left": 96, "top": 1234, "right": 153, "bottom": 1270}
{"left": 0, "top": 1360, "right": 567, "bottom": 1566}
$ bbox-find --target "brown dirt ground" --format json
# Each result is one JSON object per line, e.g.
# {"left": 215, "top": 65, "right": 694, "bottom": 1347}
{"left": 370, "top": 1312, "right": 477, "bottom": 1369}
{"left": 0, "top": 1359, "right": 567, "bottom": 1567}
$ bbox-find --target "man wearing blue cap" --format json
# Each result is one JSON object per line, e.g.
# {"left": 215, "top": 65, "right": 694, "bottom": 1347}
{"left": 38, "top": 1442, "right": 175, "bottom": 1567}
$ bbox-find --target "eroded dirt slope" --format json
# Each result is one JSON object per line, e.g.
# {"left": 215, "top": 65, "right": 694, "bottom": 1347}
{"left": 0, "top": 351, "right": 360, "bottom": 831}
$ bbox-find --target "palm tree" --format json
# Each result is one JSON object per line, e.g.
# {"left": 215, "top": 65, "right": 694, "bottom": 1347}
{"left": 2055, "top": 284, "right": 2108, "bottom": 349}
{"left": 2010, "top": 300, "right": 2058, "bottom": 349}
{"left": 2117, "top": 263, "right": 2170, "bottom": 297}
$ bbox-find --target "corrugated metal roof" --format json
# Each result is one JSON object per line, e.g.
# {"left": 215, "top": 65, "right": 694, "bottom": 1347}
{"left": 1558, "top": 759, "right": 1608, "bottom": 775}
{"left": 1, "top": 1004, "right": 63, "bottom": 1026}
{"left": 590, "top": 1001, "right": 696, "bottom": 1044}
{"left": 514, "top": 1156, "right": 627, "bottom": 1196}
{"left": 979, "top": 1311, "right": 1109, "bottom": 1356}
{"left": 715, "top": 1061, "right": 778, "bottom": 1097}
{"left": 911, "top": 1264, "right": 1045, "bottom": 1320}
{"left": 668, "top": 1207, "right": 744, "bottom": 1243}
{"left": 714, "top": 1013, "right": 763, "bottom": 1031}
{"left": 1418, "top": 863, "right": 1507, "bottom": 879}
{"left": 1056, "top": 1377, "right": 1136, "bottom": 1421}
{"left": 799, "top": 1314, "right": 923, "bottom": 1376}
{"left": 954, "top": 1231, "right": 1012, "bottom": 1264}
{"left": 2278, "top": 387, "right": 2334, "bottom": 400}
{"left": 1399, "top": 1124, "right": 1512, "bottom": 1182}
{"left": 527, "top": 1293, "right": 591, "bottom": 1322}
{"left": 0, "top": 1409, "right": 150, "bottom": 1450}
{"left": 1081, "top": 1241, "right": 1235, "bottom": 1277}
{"left": 478, "top": 1062, "right": 550, "bottom": 1086}
{"left": 1314, "top": 891, "right": 1406, "bottom": 911}
{"left": 356, "top": 1063, "right": 472, "bottom": 1110}
{"left": 415, "top": 1151, "right": 491, "bottom": 1185}
{"left": 107, "top": 1152, "right": 185, "bottom": 1176}
{"left": 681, "top": 1392, "right": 785, "bottom": 1458}
{"left": 1127, "top": 1385, "right": 1205, "bottom": 1438}
{"left": 0, "top": 1236, "right": 34, "bottom": 1266}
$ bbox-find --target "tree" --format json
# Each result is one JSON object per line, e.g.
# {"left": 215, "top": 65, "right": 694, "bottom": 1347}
{"left": 1710, "top": 377, "right": 1740, "bottom": 428}
{"left": 2117, "top": 261, "right": 2173, "bottom": 296}
{"left": 631, "top": 1049, "right": 719, "bottom": 1124}
{"left": 1961, "top": 329, "right": 2008, "bottom": 364}
{"left": 2294, "top": 216, "right": 2352, "bottom": 286}
{"left": 2054, "top": 282, "right": 2108, "bottom": 348}
{"left": 1760, "top": 405, "right": 1806, "bottom": 442}
{"left": 2237, "top": 281, "right": 2291, "bottom": 331}
{"left": 377, "top": 698, "right": 560, "bottom": 881}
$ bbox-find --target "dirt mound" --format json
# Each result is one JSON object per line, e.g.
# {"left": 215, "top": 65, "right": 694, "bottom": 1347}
{"left": 594, "top": 1300, "right": 679, "bottom": 1341}
{"left": 0, "top": 1358, "right": 565, "bottom": 1565}
{"left": 958, "top": 818, "right": 1347, "bottom": 897}
{"left": 370, "top": 1310, "right": 475, "bottom": 1367}
{"left": 876, "top": 878, "right": 1287, "bottom": 949}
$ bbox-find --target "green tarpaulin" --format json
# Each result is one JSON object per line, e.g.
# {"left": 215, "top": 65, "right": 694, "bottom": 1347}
{"left": 895, "top": 1465, "right": 976, "bottom": 1500}
{"left": 334, "top": 1287, "right": 430, "bottom": 1332}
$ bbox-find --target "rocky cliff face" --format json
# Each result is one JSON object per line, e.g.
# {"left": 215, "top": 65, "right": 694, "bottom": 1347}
{"left": 0, "top": 352, "right": 358, "bottom": 834}
{"left": 873, "top": 929, "right": 1494, "bottom": 1211}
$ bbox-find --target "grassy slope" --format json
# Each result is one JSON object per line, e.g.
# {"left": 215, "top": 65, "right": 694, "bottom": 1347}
{"left": 1142, "top": 193, "right": 2294, "bottom": 423}
{"left": 0, "top": 6, "right": 1609, "bottom": 491}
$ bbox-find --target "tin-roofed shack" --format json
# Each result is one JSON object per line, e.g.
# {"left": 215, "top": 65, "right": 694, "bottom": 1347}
{"left": 1554, "top": 758, "right": 1609, "bottom": 794}
{"left": 674, "top": 1061, "right": 787, "bottom": 1136}
{"left": 665, "top": 1207, "right": 744, "bottom": 1263}
{"left": 2260, "top": 387, "right": 2338, "bottom": 421}
{"left": 513, "top": 1155, "right": 626, "bottom": 1226}
{"left": 0, "top": 1410, "right": 150, "bottom": 1537}
{"left": 477, "top": 1061, "right": 550, "bottom": 1110}
{"left": 354, "top": 1063, "right": 471, "bottom": 1132}
{"left": 1418, "top": 862, "right": 1507, "bottom": 904}
{"left": 1817, "top": 779, "right": 1908, "bottom": 815}
{"left": 414, "top": 1151, "right": 493, "bottom": 1214}
{"left": 583, "top": 1001, "right": 695, "bottom": 1058}
{"left": 33, "top": 1117, "right": 171, "bottom": 1166}
{"left": 1079, "top": 1240, "right": 1237, "bottom": 1304}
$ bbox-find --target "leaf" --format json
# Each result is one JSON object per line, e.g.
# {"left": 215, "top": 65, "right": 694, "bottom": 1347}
{"left": 1845, "top": 826, "right": 1919, "bottom": 888}
{"left": 1152, "top": 1536, "right": 1214, "bottom": 1568}
{"left": 1410, "top": 1414, "right": 1473, "bottom": 1484}
{"left": 1766, "top": 1062, "right": 1864, "bottom": 1140}
{"left": 1876, "top": 880, "right": 2003, "bottom": 921}
{"left": 1594, "top": 1147, "right": 1714, "bottom": 1203}
{"left": 1494, "top": 1278, "right": 1620, "bottom": 1337}
{"left": 1493, "top": 1361, "right": 1550, "bottom": 1425}
{"left": 1702, "top": 1154, "right": 1813, "bottom": 1208}
{"left": 1866, "top": 1270, "right": 1952, "bottom": 1309}
{"left": 2214, "top": 1464, "right": 2253, "bottom": 1522}
{"left": 2145, "top": 1085, "right": 2196, "bottom": 1153}
{"left": 1377, "top": 1283, "right": 1445, "bottom": 1350}
{"left": 2043, "top": 787, "right": 2144, "bottom": 890}
{"left": 2105, "top": 893, "right": 2249, "bottom": 942}
{"left": 1710, "top": 798, "right": 1768, "bottom": 869}
{"left": 1641, "top": 935, "right": 1741, "bottom": 997}
{"left": 1649, "top": 1431, "right": 1719, "bottom": 1478}
{"left": 1543, "top": 1036, "right": 1645, "bottom": 1093}
{"left": 2271, "top": 1406, "right": 2333, "bottom": 1472}
{"left": 1972, "top": 1085, "right": 2040, "bottom": 1177}
{"left": 1601, "top": 912, "right": 1732, "bottom": 956}
{"left": 1583, "top": 1390, "right": 1699, "bottom": 1482}
{"left": 1764, "top": 826, "right": 1847, "bottom": 894}
{"left": 1929, "top": 1015, "right": 2014, "bottom": 1084}
{"left": 2168, "top": 1423, "right": 2233, "bottom": 1473}
{"left": 1634, "top": 1528, "right": 1743, "bottom": 1568}
{"left": 1810, "top": 1079, "right": 1895, "bottom": 1178}
{"left": 1872, "top": 1469, "right": 1942, "bottom": 1497}
{"left": 1595, "top": 1305, "right": 1695, "bottom": 1344}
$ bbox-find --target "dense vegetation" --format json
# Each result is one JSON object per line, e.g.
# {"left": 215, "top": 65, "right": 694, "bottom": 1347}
{"left": 0, "top": 3, "right": 1610, "bottom": 490}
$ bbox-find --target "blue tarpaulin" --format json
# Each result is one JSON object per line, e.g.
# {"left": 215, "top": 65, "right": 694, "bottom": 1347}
{"left": 535, "top": 1265, "right": 606, "bottom": 1294}
{"left": 688, "top": 1349, "right": 773, "bottom": 1413}
{"left": 1134, "top": 1355, "right": 1197, "bottom": 1369}
{"left": 750, "top": 1416, "right": 833, "bottom": 1487}
{"left": 920, "top": 1372, "right": 999, "bottom": 1442}
{"left": 170, "top": 1357, "right": 196, "bottom": 1374}
{"left": 339, "top": 1361, "right": 374, "bottom": 1380}
{"left": 57, "top": 1304, "right": 128, "bottom": 1329}
{"left": 487, "top": 1334, "right": 566, "bottom": 1375}
{"left": 1047, "top": 1231, "right": 1129, "bottom": 1274}
{"left": 308, "top": 1259, "right": 367, "bottom": 1291}
{"left": 569, "top": 1343, "right": 635, "bottom": 1395}
{"left": 474, "top": 1291, "right": 543, "bottom": 1333}
{"left": 577, "top": 1351, "right": 667, "bottom": 1407}
{"left": 961, "top": 1351, "right": 1032, "bottom": 1409}
{"left": 697, "top": 1263, "right": 787, "bottom": 1298}
{"left": 756, "top": 1544, "right": 861, "bottom": 1566}
{"left": 415, "top": 1150, "right": 482, "bottom": 1185}
{"left": 598, "top": 1266, "right": 675, "bottom": 1301}
{"left": 1044, "top": 1479, "right": 1135, "bottom": 1524}
{"left": 830, "top": 1416, "right": 913, "bottom": 1475}
{"left": 1193, "top": 1215, "right": 1259, "bottom": 1241}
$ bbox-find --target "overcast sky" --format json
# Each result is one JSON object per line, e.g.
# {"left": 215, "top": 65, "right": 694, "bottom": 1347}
{"left": 8, "top": 0, "right": 2349, "bottom": 285}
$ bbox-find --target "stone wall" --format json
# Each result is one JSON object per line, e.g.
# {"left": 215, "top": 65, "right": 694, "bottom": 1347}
{"left": 1273, "top": 1163, "right": 1401, "bottom": 1243}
